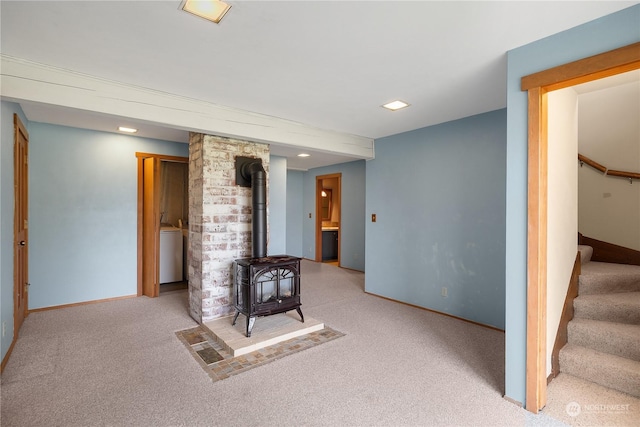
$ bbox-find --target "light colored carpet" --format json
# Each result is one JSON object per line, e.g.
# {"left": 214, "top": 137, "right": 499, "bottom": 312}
{"left": 567, "top": 318, "right": 640, "bottom": 361}
{"left": 2, "top": 260, "right": 567, "bottom": 426}
{"left": 559, "top": 344, "right": 640, "bottom": 399}
{"left": 574, "top": 292, "right": 640, "bottom": 324}
{"left": 581, "top": 262, "right": 640, "bottom": 276}
{"left": 544, "top": 374, "right": 640, "bottom": 426}
{"left": 548, "top": 256, "right": 640, "bottom": 424}
{"left": 579, "top": 262, "right": 640, "bottom": 295}
{"left": 559, "top": 258, "right": 640, "bottom": 399}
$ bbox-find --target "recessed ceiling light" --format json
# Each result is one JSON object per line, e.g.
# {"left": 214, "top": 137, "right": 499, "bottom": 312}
{"left": 118, "top": 126, "right": 138, "bottom": 133}
{"left": 382, "top": 100, "right": 410, "bottom": 111}
{"left": 181, "top": 0, "right": 231, "bottom": 24}
{"left": 297, "top": 153, "right": 311, "bottom": 157}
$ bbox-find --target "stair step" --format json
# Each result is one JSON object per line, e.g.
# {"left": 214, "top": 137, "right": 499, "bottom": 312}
{"left": 560, "top": 344, "right": 640, "bottom": 398}
{"left": 579, "top": 273, "right": 640, "bottom": 295}
{"left": 568, "top": 318, "right": 640, "bottom": 361}
{"left": 574, "top": 292, "right": 640, "bottom": 324}
{"left": 578, "top": 245, "right": 593, "bottom": 264}
{"left": 545, "top": 373, "right": 640, "bottom": 426}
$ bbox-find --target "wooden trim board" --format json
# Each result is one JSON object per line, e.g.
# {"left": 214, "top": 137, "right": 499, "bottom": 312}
{"left": 1, "top": 336, "right": 18, "bottom": 373}
{"left": 550, "top": 252, "right": 581, "bottom": 380}
{"left": 28, "top": 294, "right": 137, "bottom": 314}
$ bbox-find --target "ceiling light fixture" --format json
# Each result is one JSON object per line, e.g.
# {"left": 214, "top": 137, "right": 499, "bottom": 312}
{"left": 382, "top": 100, "right": 410, "bottom": 111}
{"left": 118, "top": 126, "right": 138, "bottom": 133}
{"left": 297, "top": 153, "right": 311, "bottom": 157}
{"left": 180, "top": 0, "right": 231, "bottom": 24}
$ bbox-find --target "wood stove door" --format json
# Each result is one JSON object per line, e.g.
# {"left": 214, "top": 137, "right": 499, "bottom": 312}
{"left": 253, "top": 266, "right": 300, "bottom": 315}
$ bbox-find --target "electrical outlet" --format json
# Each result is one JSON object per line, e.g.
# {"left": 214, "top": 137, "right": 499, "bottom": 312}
{"left": 2, "top": 321, "right": 6, "bottom": 337}
{"left": 441, "top": 287, "right": 448, "bottom": 297}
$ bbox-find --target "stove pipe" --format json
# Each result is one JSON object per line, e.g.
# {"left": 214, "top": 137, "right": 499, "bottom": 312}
{"left": 238, "top": 157, "right": 267, "bottom": 259}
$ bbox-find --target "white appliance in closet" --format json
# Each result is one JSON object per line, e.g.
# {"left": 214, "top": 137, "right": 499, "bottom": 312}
{"left": 160, "top": 227, "right": 183, "bottom": 283}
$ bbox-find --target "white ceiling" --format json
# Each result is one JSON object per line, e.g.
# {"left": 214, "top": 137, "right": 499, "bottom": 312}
{"left": 574, "top": 69, "right": 640, "bottom": 94}
{"left": 1, "top": 1, "right": 638, "bottom": 170}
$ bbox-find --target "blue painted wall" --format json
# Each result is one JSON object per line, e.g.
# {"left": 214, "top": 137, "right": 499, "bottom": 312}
{"left": 1, "top": 102, "right": 29, "bottom": 362}
{"left": 302, "top": 160, "right": 366, "bottom": 271}
{"left": 28, "top": 123, "right": 188, "bottom": 309}
{"left": 286, "top": 170, "right": 304, "bottom": 257}
{"left": 268, "top": 155, "right": 287, "bottom": 255}
{"left": 504, "top": 4, "right": 640, "bottom": 405}
{"left": 366, "top": 110, "right": 506, "bottom": 329}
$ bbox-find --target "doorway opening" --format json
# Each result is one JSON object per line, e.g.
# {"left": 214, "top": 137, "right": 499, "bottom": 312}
{"left": 315, "top": 173, "right": 341, "bottom": 265}
{"left": 522, "top": 42, "right": 640, "bottom": 413}
{"left": 136, "top": 152, "right": 188, "bottom": 297}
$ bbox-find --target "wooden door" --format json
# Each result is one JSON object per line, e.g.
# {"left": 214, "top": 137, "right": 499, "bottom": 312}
{"left": 142, "top": 156, "right": 160, "bottom": 297}
{"left": 13, "top": 114, "right": 29, "bottom": 333}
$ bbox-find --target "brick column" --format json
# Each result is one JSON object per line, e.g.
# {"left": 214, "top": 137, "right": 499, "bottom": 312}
{"left": 188, "top": 133, "right": 269, "bottom": 323}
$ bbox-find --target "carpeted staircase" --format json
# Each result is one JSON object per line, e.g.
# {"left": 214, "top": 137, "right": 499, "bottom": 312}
{"left": 559, "top": 247, "right": 640, "bottom": 398}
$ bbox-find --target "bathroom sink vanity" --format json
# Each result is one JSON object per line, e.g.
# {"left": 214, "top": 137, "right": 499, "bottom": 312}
{"left": 322, "top": 228, "right": 339, "bottom": 261}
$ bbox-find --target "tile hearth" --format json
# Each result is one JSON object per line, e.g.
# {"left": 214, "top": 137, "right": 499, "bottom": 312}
{"left": 176, "top": 319, "right": 344, "bottom": 382}
{"left": 204, "top": 311, "right": 324, "bottom": 356}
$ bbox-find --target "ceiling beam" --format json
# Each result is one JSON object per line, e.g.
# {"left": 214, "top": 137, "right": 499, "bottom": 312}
{"left": 0, "top": 54, "right": 374, "bottom": 160}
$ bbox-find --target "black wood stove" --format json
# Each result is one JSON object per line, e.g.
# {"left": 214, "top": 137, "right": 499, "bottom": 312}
{"left": 232, "top": 255, "right": 303, "bottom": 337}
{"left": 231, "top": 157, "right": 304, "bottom": 337}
